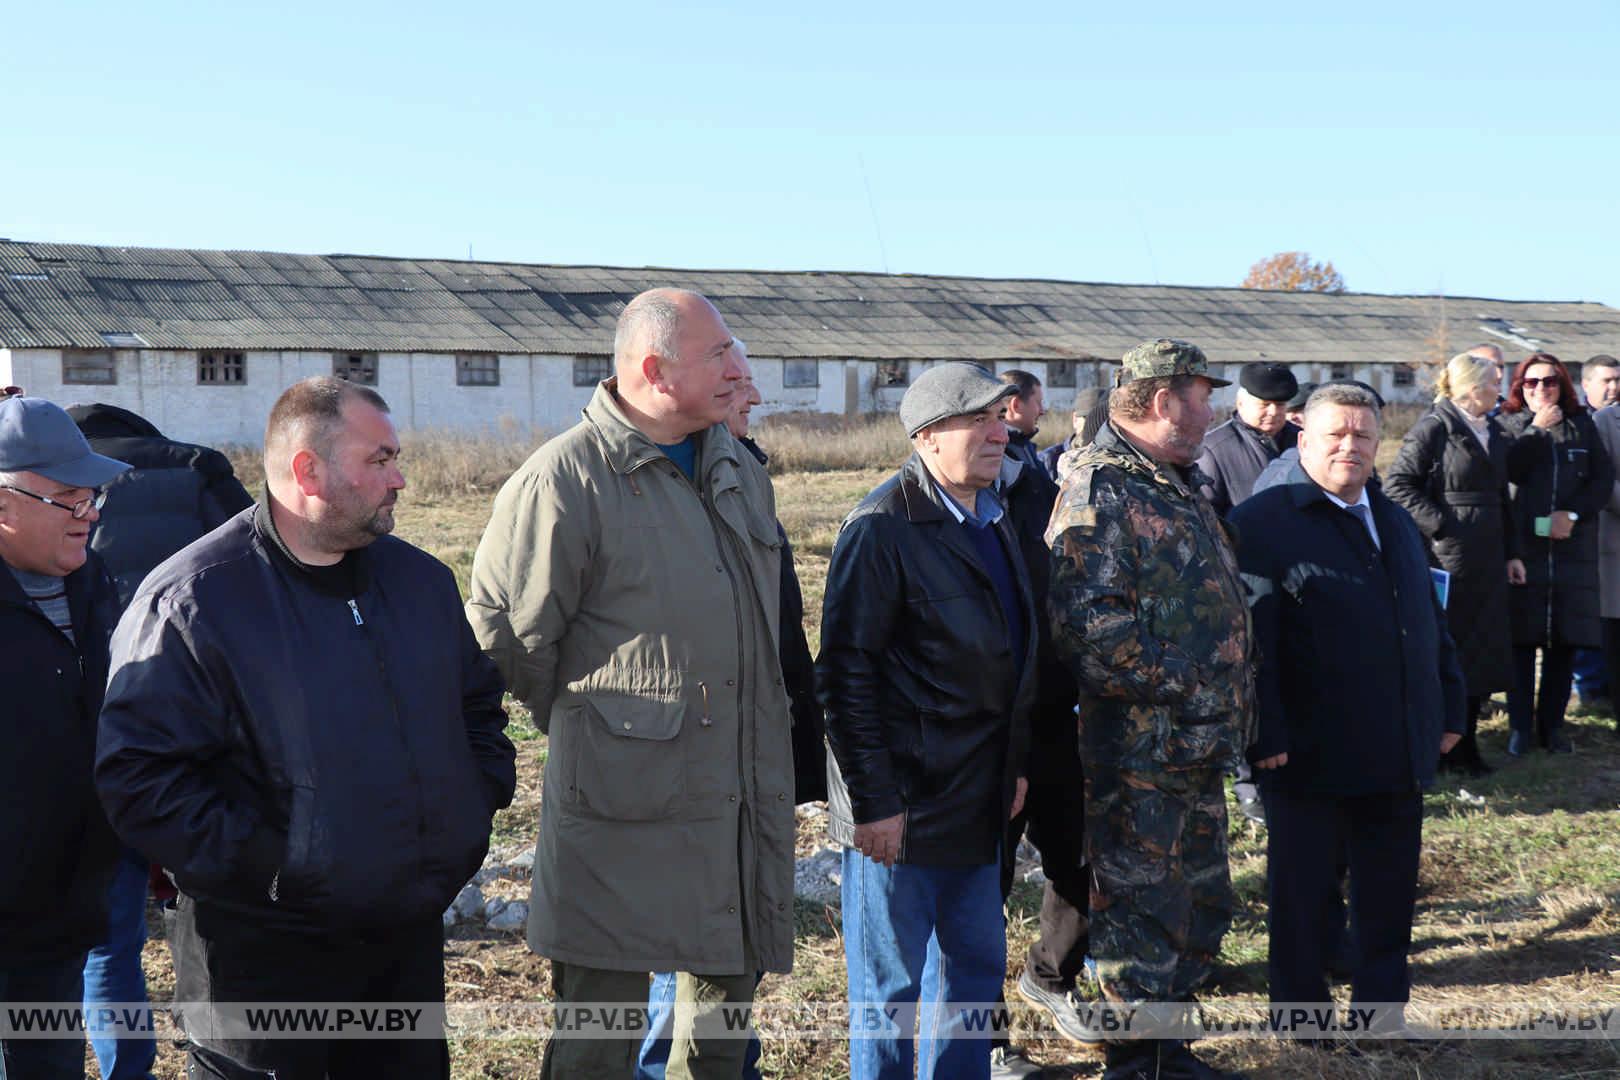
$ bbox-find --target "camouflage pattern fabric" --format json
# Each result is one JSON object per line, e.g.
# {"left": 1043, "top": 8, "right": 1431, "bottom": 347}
{"left": 1086, "top": 765, "right": 1233, "bottom": 1004}
{"left": 1045, "top": 422, "right": 1254, "bottom": 1009}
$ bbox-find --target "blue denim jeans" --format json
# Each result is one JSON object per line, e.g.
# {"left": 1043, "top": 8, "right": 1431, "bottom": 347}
{"left": 1573, "top": 646, "right": 1609, "bottom": 701}
{"left": 0, "top": 951, "right": 87, "bottom": 1080}
{"left": 840, "top": 849, "right": 1005, "bottom": 1080}
{"left": 636, "top": 971, "right": 763, "bottom": 1080}
{"left": 83, "top": 847, "right": 156, "bottom": 1079}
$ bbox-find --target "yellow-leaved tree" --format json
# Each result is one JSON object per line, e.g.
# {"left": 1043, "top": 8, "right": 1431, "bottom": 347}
{"left": 1242, "top": 252, "right": 1346, "bottom": 293}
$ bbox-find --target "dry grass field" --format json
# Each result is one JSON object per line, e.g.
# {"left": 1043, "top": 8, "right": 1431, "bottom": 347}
{"left": 130, "top": 414, "right": 1620, "bottom": 1078}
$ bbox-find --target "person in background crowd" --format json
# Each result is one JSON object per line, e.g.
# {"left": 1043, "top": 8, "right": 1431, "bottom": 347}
{"left": 1041, "top": 387, "right": 1109, "bottom": 483}
{"left": 1383, "top": 354, "right": 1522, "bottom": 776}
{"left": 68, "top": 403, "right": 254, "bottom": 1080}
{"left": 1571, "top": 358, "right": 1620, "bottom": 708}
{"left": 0, "top": 396, "right": 127, "bottom": 1080}
{"left": 1001, "top": 369, "right": 1049, "bottom": 475}
{"left": 1283, "top": 381, "right": 1316, "bottom": 430}
{"left": 1466, "top": 344, "right": 1508, "bottom": 416}
{"left": 636, "top": 344, "right": 823, "bottom": 1080}
{"left": 467, "top": 289, "right": 792, "bottom": 1079}
{"left": 1499, "top": 353, "right": 1614, "bottom": 756}
{"left": 1047, "top": 339, "right": 1252, "bottom": 1080}
{"left": 996, "top": 379, "right": 1091, "bottom": 1077}
{"left": 1195, "top": 361, "right": 1299, "bottom": 517}
{"left": 1584, "top": 355, "right": 1620, "bottom": 734}
{"left": 819, "top": 362, "right": 1034, "bottom": 1080}
{"left": 1232, "top": 384, "right": 1465, "bottom": 1037}
{"left": 98, "top": 377, "right": 516, "bottom": 1079}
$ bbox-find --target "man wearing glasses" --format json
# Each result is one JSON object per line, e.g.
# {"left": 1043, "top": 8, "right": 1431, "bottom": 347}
{"left": 0, "top": 395, "right": 129, "bottom": 1078}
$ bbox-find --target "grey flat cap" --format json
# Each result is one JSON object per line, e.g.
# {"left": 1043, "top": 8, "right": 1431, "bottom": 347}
{"left": 899, "top": 362, "right": 1020, "bottom": 437}
{"left": 0, "top": 397, "right": 129, "bottom": 488}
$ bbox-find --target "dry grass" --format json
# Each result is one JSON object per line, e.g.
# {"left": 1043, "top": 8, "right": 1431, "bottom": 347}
{"left": 130, "top": 424, "right": 1620, "bottom": 1078}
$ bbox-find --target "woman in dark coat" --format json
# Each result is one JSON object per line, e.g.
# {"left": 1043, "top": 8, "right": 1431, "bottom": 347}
{"left": 1499, "top": 352, "right": 1614, "bottom": 755}
{"left": 1385, "top": 352, "right": 1521, "bottom": 774}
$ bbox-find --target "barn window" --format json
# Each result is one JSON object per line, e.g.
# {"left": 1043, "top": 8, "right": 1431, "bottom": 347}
{"left": 1329, "top": 363, "right": 1353, "bottom": 381}
{"left": 573, "top": 356, "right": 612, "bottom": 387}
{"left": 62, "top": 349, "right": 117, "bottom": 385}
{"left": 1393, "top": 364, "right": 1416, "bottom": 388}
{"left": 333, "top": 352, "right": 378, "bottom": 385}
{"left": 783, "top": 360, "right": 819, "bottom": 388}
{"left": 1047, "top": 359, "right": 1077, "bottom": 388}
{"left": 456, "top": 354, "right": 500, "bottom": 387}
{"left": 198, "top": 351, "right": 246, "bottom": 385}
{"left": 877, "top": 360, "right": 911, "bottom": 387}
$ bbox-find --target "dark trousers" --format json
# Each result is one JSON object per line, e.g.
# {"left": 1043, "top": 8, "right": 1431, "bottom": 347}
{"left": 170, "top": 895, "right": 449, "bottom": 1080}
{"left": 1260, "top": 787, "right": 1422, "bottom": 1008}
{"left": 0, "top": 950, "right": 87, "bottom": 1080}
{"left": 1603, "top": 619, "right": 1620, "bottom": 712}
{"left": 1000, "top": 729, "right": 1090, "bottom": 991}
{"left": 1510, "top": 644, "right": 1574, "bottom": 742}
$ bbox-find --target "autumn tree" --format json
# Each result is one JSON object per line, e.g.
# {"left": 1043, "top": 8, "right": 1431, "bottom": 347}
{"left": 1242, "top": 251, "right": 1346, "bottom": 293}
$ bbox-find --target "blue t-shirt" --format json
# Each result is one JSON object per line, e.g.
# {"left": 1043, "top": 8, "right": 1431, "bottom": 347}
{"left": 657, "top": 436, "right": 698, "bottom": 482}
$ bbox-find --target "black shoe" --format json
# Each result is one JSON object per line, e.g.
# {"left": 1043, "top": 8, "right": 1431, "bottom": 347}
{"left": 1159, "top": 1042, "right": 1249, "bottom": 1079}
{"left": 1017, "top": 967, "right": 1106, "bottom": 1046}
{"left": 1465, "top": 755, "right": 1495, "bottom": 777}
{"left": 1546, "top": 731, "right": 1574, "bottom": 754}
{"left": 1104, "top": 1041, "right": 1247, "bottom": 1080}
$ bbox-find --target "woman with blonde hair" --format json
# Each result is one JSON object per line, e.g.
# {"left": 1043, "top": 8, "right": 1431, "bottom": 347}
{"left": 1385, "top": 351, "right": 1524, "bottom": 773}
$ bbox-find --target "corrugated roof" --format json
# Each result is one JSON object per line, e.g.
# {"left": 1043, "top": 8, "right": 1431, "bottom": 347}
{"left": 0, "top": 239, "right": 1617, "bottom": 365}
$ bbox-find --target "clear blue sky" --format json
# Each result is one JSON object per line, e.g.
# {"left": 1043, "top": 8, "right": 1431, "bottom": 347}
{"left": 5, "top": 1, "right": 1616, "bottom": 305}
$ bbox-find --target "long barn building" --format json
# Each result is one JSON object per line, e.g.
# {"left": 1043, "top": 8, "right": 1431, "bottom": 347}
{"left": 3, "top": 238, "right": 1619, "bottom": 445}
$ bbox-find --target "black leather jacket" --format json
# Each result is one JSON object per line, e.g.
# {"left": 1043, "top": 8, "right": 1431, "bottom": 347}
{"left": 817, "top": 455, "right": 1036, "bottom": 867}
{"left": 97, "top": 505, "right": 516, "bottom": 938}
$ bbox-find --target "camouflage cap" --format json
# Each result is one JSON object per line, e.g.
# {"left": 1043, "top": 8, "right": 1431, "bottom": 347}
{"left": 1115, "top": 338, "right": 1231, "bottom": 389}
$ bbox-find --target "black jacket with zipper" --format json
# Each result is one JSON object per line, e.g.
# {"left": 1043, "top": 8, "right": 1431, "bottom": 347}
{"left": 1, "top": 553, "right": 122, "bottom": 963}
{"left": 97, "top": 504, "right": 516, "bottom": 940}
{"left": 817, "top": 454, "right": 1036, "bottom": 867}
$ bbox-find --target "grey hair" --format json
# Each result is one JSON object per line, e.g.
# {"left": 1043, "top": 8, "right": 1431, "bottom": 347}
{"left": 614, "top": 288, "right": 696, "bottom": 369}
{"left": 1304, "top": 383, "right": 1381, "bottom": 427}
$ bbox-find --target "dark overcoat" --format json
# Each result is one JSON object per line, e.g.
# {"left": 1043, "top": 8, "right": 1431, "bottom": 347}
{"left": 1500, "top": 409, "right": 1614, "bottom": 648}
{"left": 1231, "top": 463, "right": 1467, "bottom": 796}
{"left": 1382, "top": 399, "right": 1518, "bottom": 695}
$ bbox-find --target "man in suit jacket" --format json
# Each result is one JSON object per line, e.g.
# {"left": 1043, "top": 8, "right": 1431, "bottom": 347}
{"left": 1230, "top": 383, "right": 1466, "bottom": 1037}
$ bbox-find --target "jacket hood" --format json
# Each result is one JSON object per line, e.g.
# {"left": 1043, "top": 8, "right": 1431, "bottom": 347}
{"left": 67, "top": 403, "right": 164, "bottom": 440}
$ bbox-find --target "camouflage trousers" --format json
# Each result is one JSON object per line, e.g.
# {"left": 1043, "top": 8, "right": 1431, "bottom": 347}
{"left": 1083, "top": 764, "right": 1233, "bottom": 1006}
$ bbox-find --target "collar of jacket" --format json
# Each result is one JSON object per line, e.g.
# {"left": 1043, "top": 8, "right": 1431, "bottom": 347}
{"left": 1089, "top": 421, "right": 1208, "bottom": 497}
{"left": 1281, "top": 458, "right": 1386, "bottom": 511}
{"left": 0, "top": 551, "right": 97, "bottom": 638}
{"left": 738, "top": 435, "right": 769, "bottom": 468}
{"left": 583, "top": 379, "right": 743, "bottom": 482}
{"left": 895, "top": 453, "right": 1010, "bottom": 524}
{"left": 251, "top": 501, "right": 373, "bottom": 597}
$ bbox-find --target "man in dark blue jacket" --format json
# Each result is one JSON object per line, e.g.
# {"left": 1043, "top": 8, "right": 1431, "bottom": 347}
{"left": 1230, "top": 383, "right": 1466, "bottom": 1036}
{"left": 0, "top": 395, "right": 129, "bottom": 1078}
{"left": 98, "top": 377, "right": 516, "bottom": 1079}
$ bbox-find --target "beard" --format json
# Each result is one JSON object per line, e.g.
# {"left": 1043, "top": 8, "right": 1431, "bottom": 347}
{"left": 1165, "top": 417, "right": 1208, "bottom": 463}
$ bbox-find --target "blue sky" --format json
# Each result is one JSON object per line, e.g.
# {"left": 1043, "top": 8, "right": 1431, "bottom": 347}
{"left": 5, "top": 1, "right": 1616, "bottom": 305}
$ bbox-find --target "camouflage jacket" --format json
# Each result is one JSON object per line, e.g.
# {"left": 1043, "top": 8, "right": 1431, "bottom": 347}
{"left": 1045, "top": 422, "right": 1255, "bottom": 771}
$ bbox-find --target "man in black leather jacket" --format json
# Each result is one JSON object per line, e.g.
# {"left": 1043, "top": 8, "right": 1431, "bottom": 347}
{"left": 98, "top": 377, "right": 515, "bottom": 1079}
{"left": 818, "top": 362, "right": 1035, "bottom": 1080}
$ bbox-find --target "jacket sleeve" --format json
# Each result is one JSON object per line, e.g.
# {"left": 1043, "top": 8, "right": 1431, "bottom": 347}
{"left": 97, "top": 595, "right": 284, "bottom": 896}
{"left": 1233, "top": 525, "right": 1290, "bottom": 762}
{"left": 453, "top": 571, "right": 518, "bottom": 816}
{"left": 1563, "top": 416, "right": 1615, "bottom": 519}
{"left": 1383, "top": 417, "right": 1453, "bottom": 540}
{"left": 465, "top": 468, "right": 591, "bottom": 732}
{"left": 1047, "top": 470, "right": 1199, "bottom": 703}
{"left": 816, "top": 514, "right": 906, "bottom": 824}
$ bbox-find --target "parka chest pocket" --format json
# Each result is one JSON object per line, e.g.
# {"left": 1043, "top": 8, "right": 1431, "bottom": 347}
{"left": 558, "top": 695, "right": 687, "bottom": 821}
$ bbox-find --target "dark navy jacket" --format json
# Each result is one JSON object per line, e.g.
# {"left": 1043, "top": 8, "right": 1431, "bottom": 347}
{"left": 97, "top": 506, "right": 516, "bottom": 939}
{"left": 1230, "top": 462, "right": 1467, "bottom": 795}
{"left": 1, "top": 554, "right": 122, "bottom": 962}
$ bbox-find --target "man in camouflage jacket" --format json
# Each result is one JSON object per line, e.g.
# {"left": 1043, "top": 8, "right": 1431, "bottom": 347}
{"left": 1046, "top": 339, "right": 1255, "bottom": 1080}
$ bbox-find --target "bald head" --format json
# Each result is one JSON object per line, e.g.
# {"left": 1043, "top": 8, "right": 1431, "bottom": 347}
{"left": 609, "top": 288, "right": 744, "bottom": 443}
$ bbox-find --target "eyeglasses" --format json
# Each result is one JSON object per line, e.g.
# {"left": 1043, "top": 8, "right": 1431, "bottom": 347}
{"left": 0, "top": 484, "right": 106, "bottom": 520}
{"left": 1520, "top": 376, "right": 1561, "bottom": 390}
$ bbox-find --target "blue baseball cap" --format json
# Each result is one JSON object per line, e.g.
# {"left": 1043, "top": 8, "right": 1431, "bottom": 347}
{"left": 0, "top": 397, "right": 129, "bottom": 488}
